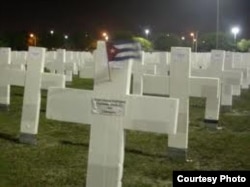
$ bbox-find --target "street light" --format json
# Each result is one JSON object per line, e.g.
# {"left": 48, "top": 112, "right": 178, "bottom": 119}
{"left": 190, "top": 32, "right": 195, "bottom": 52}
{"left": 102, "top": 32, "right": 109, "bottom": 41}
{"left": 29, "top": 33, "right": 37, "bottom": 46}
{"left": 50, "top": 30, "right": 54, "bottom": 35}
{"left": 64, "top": 35, "right": 68, "bottom": 39}
{"left": 145, "top": 29, "right": 150, "bottom": 39}
{"left": 190, "top": 31, "right": 199, "bottom": 52}
{"left": 231, "top": 27, "right": 240, "bottom": 43}
{"left": 102, "top": 32, "right": 107, "bottom": 37}
{"left": 231, "top": 27, "right": 240, "bottom": 51}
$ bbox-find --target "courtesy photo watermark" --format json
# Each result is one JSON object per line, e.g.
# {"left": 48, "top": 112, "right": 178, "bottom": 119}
{"left": 173, "top": 170, "right": 250, "bottom": 186}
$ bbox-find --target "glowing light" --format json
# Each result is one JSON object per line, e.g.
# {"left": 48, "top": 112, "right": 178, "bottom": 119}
{"left": 29, "top": 33, "right": 37, "bottom": 46}
{"left": 145, "top": 29, "right": 150, "bottom": 35}
{"left": 231, "top": 27, "right": 240, "bottom": 35}
{"left": 102, "top": 32, "right": 107, "bottom": 37}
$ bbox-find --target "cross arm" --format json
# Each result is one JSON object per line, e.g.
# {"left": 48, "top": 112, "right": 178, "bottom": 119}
{"left": 222, "top": 70, "right": 243, "bottom": 85}
{"left": 46, "top": 87, "right": 92, "bottom": 125}
{"left": 190, "top": 76, "right": 220, "bottom": 98}
{"left": 143, "top": 74, "right": 169, "bottom": 96}
{"left": 64, "top": 61, "right": 76, "bottom": 71}
{"left": 0, "top": 68, "right": 25, "bottom": 86}
{"left": 124, "top": 95, "right": 179, "bottom": 135}
{"left": 41, "top": 73, "right": 65, "bottom": 89}
{"left": 191, "top": 69, "right": 209, "bottom": 77}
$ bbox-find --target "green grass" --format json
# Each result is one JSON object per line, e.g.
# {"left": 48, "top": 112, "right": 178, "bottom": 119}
{"left": 0, "top": 77, "right": 250, "bottom": 186}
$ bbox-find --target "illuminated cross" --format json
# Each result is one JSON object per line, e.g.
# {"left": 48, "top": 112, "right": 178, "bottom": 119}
{"left": 192, "top": 50, "right": 242, "bottom": 112}
{"left": 46, "top": 41, "right": 179, "bottom": 187}
{"left": 140, "top": 48, "right": 220, "bottom": 159}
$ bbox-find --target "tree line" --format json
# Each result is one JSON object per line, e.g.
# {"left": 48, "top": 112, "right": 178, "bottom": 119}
{"left": 0, "top": 30, "right": 249, "bottom": 52}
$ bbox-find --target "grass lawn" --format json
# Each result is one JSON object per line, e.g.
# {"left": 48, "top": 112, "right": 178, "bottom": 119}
{"left": 0, "top": 75, "right": 249, "bottom": 186}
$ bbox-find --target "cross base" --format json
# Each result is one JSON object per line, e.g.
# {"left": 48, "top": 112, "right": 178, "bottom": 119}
{"left": 167, "top": 147, "right": 187, "bottom": 161}
{"left": 19, "top": 133, "right": 37, "bottom": 145}
{"left": 220, "top": 105, "right": 232, "bottom": 113}
{"left": 0, "top": 104, "right": 9, "bottom": 111}
{"left": 86, "top": 164, "right": 122, "bottom": 187}
{"left": 203, "top": 119, "right": 222, "bottom": 130}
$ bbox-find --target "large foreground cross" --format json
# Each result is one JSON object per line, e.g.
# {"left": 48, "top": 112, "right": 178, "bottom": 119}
{"left": 46, "top": 41, "right": 179, "bottom": 187}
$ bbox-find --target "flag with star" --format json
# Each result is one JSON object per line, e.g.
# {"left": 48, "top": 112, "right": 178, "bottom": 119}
{"left": 106, "top": 40, "right": 141, "bottom": 62}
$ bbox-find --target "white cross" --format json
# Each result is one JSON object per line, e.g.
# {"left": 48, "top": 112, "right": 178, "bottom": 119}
{"left": 232, "top": 52, "right": 250, "bottom": 90}
{"left": 143, "top": 75, "right": 220, "bottom": 123}
{"left": 48, "top": 49, "right": 80, "bottom": 83}
{"left": 0, "top": 47, "right": 65, "bottom": 144}
{"left": 131, "top": 51, "right": 168, "bottom": 95}
{"left": 141, "top": 48, "right": 220, "bottom": 159}
{"left": 11, "top": 50, "right": 27, "bottom": 70}
{"left": 192, "top": 50, "right": 242, "bottom": 112}
{"left": 45, "top": 50, "right": 57, "bottom": 73}
{"left": 0, "top": 48, "right": 11, "bottom": 110}
{"left": 46, "top": 41, "right": 179, "bottom": 187}
{"left": 79, "top": 52, "right": 95, "bottom": 79}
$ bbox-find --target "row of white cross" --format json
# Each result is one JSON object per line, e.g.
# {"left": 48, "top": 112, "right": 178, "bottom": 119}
{"left": 7, "top": 48, "right": 249, "bottom": 99}
{"left": 0, "top": 43, "right": 249, "bottom": 187}
{"left": 137, "top": 50, "right": 247, "bottom": 112}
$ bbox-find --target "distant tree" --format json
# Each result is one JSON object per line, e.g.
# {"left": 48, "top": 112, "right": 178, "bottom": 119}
{"left": 133, "top": 37, "right": 153, "bottom": 52}
{"left": 69, "top": 32, "right": 94, "bottom": 50}
{"left": 112, "top": 31, "right": 134, "bottom": 41}
{"left": 0, "top": 39, "right": 8, "bottom": 47}
{"left": 88, "top": 40, "right": 97, "bottom": 52}
{"left": 237, "top": 39, "right": 250, "bottom": 52}
{"left": 1, "top": 31, "right": 28, "bottom": 50}
{"left": 39, "top": 32, "right": 64, "bottom": 50}
{"left": 198, "top": 32, "right": 234, "bottom": 52}
{"left": 110, "top": 31, "right": 153, "bottom": 51}
{"left": 153, "top": 33, "right": 181, "bottom": 51}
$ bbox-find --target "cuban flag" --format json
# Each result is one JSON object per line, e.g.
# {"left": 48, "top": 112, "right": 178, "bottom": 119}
{"left": 106, "top": 41, "right": 141, "bottom": 62}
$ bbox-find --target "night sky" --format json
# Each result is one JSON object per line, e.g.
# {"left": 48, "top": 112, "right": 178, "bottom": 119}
{"left": 0, "top": 0, "right": 249, "bottom": 38}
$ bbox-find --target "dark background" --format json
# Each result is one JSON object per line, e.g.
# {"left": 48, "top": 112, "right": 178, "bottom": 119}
{"left": 0, "top": 0, "right": 249, "bottom": 37}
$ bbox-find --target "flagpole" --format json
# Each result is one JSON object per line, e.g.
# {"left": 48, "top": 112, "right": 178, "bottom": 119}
{"left": 106, "top": 41, "right": 112, "bottom": 81}
{"left": 107, "top": 60, "right": 111, "bottom": 81}
{"left": 216, "top": 0, "right": 220, "bottom": 49}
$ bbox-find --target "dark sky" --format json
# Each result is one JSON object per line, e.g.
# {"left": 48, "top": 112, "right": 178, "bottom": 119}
{"left": 0, "top": 0, "right": 249, "bottom": 38}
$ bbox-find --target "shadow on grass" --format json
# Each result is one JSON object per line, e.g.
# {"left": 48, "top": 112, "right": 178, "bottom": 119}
{"left": 60, "top": 140, "right": 89, "bottom": 147}
{"left": 125, "top": 147, "right": 166, "bottom": 158}
{"left": 60, "top": 140, "right": 167, "bottom": 159}
{"left": 13, "top": 93, "right": 23, "bottom": 97}
{"left": 0, "top": 132, "right": 19, "bottom": 143}
{"left": 40, "top": 108, "right": 46, "bottom": 113}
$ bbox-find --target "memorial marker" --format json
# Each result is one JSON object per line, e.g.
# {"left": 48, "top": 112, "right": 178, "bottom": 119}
{"left": 46, "top": 41, "right": 179, "bottom": 187}
{"left": 0, "top": 47, "right": 65, "bottom": 144}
